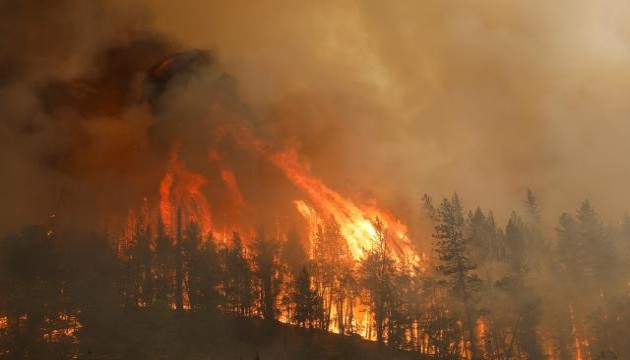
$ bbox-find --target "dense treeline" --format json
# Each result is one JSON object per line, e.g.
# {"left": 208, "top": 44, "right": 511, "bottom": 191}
{"left": 1, "top": 191, "right": 630, "bottom": 359}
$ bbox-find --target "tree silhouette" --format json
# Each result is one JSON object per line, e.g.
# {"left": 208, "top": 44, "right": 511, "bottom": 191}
{"left": 154, "top": 216, "right": 173, "bottom": 307}
{"left": 175, "top": 207, "right": 184, "bottom": 311}
{"left": 251, "top": 229, "right": 281, "bottom": 321}
{"left": 433, "top": 194, "right": 481, "bottom": 359}
{"left": 292, "top": 267, "right": 319, "bottom": 328}
{"left": 224, "top": 232, "right": 253, "bottom": 317}
{"left": 359, "top": 218, "right": 396, "bottom": 345}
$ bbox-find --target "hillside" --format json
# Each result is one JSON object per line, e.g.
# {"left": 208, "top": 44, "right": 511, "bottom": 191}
{"left": 73, "top": 310, "right": 418, "bottom": 360}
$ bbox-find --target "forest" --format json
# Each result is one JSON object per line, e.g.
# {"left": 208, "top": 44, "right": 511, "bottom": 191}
{"left": 1, "top": 190, "right": 629, "bottom": 359}
{"left": 4, "top": 1, "right": 630, "bottom": 359}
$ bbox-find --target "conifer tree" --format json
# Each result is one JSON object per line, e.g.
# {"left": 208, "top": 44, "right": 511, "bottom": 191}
{"left": 175, "top": 207, "right": 184, "bottom": 311}
{"left": 501, "top": 212, "right": 544, "bottom": 359}
{"left": 252, "top": 229, "right": 281, "bottom": 321}
{"left": 154, "top": 216, "right": 172, "bottom": 307}
{"left": 359, "top": 218, "right": 396, "bottom": 345}
{"left": 184, "top": 221, "right": 202, "bottom": 310}
{"left": 224, "top": 232, "right": 253, "bottom": 316}
{"left": 433, "top": 193, "right": 481, "bottom": 359}
{"left": 292, "top": 267, "right": 319, "bottom": 328}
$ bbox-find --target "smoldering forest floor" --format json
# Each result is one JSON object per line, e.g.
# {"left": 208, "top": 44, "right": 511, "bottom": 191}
{"left": 76, "top": 310, "right": 416, "bottom": 360}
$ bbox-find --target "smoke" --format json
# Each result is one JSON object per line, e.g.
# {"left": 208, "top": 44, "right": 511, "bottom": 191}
{"left": 147, "top": 0, "right": 630, "bottom": 224}
{"left": 3, "top": 3, "right": 630, "bottom": 357}
{"left": 3, "top": 0, "right": 630, "bottom": 235}
{"left": 0, "top": 0, "right": 176, "bottom": 231}
{"left": 0, "top": 0, "right": 310, "bottom": 235}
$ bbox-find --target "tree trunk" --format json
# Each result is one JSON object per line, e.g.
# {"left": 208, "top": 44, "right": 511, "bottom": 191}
{"left": 175, "top": 207, "right": 183, "bottom": 311}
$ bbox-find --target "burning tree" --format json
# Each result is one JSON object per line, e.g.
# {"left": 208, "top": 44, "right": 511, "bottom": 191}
{"left": 251, "top": 229, "right": 282, "bottom": 322}
{"left": 2, "top": 12, "right": 630, "bottom": 357}
{"left": 291, "top": 267, "right": 320, "bottom": 328}
{"left": 223, "top": 232, "right": 254, "bottom": 317}
{"left": 359, "top": 218, "right": 396, "bottom": 345}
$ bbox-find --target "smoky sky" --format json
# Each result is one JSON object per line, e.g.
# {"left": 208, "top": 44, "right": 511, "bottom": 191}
{"left": 0, "top": 0, "right": 189, "bottom": 233}
{"left": 148, "top": 0, "right": 630, "bottom": 224}
{"left": 2, "top": 0, "right": 630, "bottom": 234}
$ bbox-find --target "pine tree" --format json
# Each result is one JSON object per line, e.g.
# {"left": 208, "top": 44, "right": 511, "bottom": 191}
{"left": 433, "top": 193, "right": 481, "bottom": 359}
{"left": 557, "top": 212, "right": 581, "bottom": 279}
{"left": 252, "top": 229, "right": 281, "bottom": 321}
{"left": 132, "top": 221, "right": 153, "bottom": 307}
{"left": 422, "top": 193, "right": 437, "bottom": 221}
{"left": 224, "top": 232, "right": 253, "bottom": 317}
{"left": 154, "top": 216, "right": 172, "bottom": 307}
{"left": 417, "top": 273, "right": 462, "bottom": 359}
{"left": 388, "top": 264, "right": 417, "bottom": 350}
{"left": 292, "top": 267, "right": 319, "bottom": 328}
{"left": 501, "top": 212, "right": 544, "bottom": 359}
{"left": 525, "top": 188, "right": 541, "bottom": 225}
{"left": 359, "top": 217, "right": 396, "bottom": 345}
{"left": 522, "top": 189, "right": 548, "bottom": 273}
{"left": 576, "top": 200, "right": 612, "bottom": 283}
{"left": 468, "top": 207, "right": 504, "bottom": 265}
{"left": 124, "top": 219, "right": 152, "bottom": 308}
{"left": 334, "top": 265, "right": 356, "bottom": 335}
{"left": 184, "top": 221, "right": 202, "bottom": 310}
{"left": 558, "top": 201, "right": 612, "bottom": 284}
{"left": 505, "top": 212, "right": 528, "bottom": 275}
{"left": 324, "top": 218, "right": 351, "bottom": 333}
{"left": 175, "top": 207, "right": 184, "bottom": 311}
{"left": 311, "top": 218, "right": 348, "bottom": 331}
{"left": 197, "top": 233, "right": 221, "bottom": 311}
{"left": 311, "top": 223, "right": 328, "bottom": 329}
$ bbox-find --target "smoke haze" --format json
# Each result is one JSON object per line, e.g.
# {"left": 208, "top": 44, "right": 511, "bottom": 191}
{"left": 3, "top": 0, "right": 630, "bottom": 233}
{"left": 4, "top": 2, "right": 630, "bottom": 359}
{"left": 149, "top": 0, "right": 630, "bottom": 223}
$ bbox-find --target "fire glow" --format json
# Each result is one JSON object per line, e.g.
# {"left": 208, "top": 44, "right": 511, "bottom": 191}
{"left": 223, "top": 122, "right": 419, "bottom": 264}
{"left": 142, "top": 115, "right": 419, "bottom": 265}
{"left": 159, "top": 142, "right": 212, "bottom": 236}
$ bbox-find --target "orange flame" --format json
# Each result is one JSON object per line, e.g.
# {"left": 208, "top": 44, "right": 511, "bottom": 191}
{"left": 228, "top": 125, "right": 418, "bottom": 264}
{"left": 220, "top": 168, "right": 247, "bottom": 211}
{"left": 569, "top": 304, "right": 589, "bottom": 360}
{"left": 159, "top": 143, "right": 212, "bottom": 235}
{"left": 273, "top": 148, "right": 417, "bottom": 263}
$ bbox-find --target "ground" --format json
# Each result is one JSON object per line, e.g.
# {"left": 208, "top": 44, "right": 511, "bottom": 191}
{"left": 73, "top": 310, "right": 418, "bottom": 360}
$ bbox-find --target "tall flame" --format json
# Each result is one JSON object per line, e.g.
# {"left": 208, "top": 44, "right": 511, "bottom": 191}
{"left": 159, "top": 143, "right": 212, "bottom": 235}
{"left": 228, "top": 124, "right": 419, "bottom": 264}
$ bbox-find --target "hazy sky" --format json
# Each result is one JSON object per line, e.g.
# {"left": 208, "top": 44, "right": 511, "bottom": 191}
{"left": 145, "top": 0, "right": 630, "bottom": 223}
{"left": 2, "top": 0, "right": 630, "bottom": 232}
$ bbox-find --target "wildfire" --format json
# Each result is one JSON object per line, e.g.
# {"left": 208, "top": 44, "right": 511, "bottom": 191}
{"left": 226, "top": 124, "right": 419, "bottom": 263}
{"left": 123, "top": 114, "right": 419, "bottom": 267}
{"left": 569, "top": 304, "right": 590, "bottom": 360}
{"left": 219, "top": 168, "right": 247, "bottom": 210}
{"left": 159, "top": 143, "right": 212, "bottom": 235}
